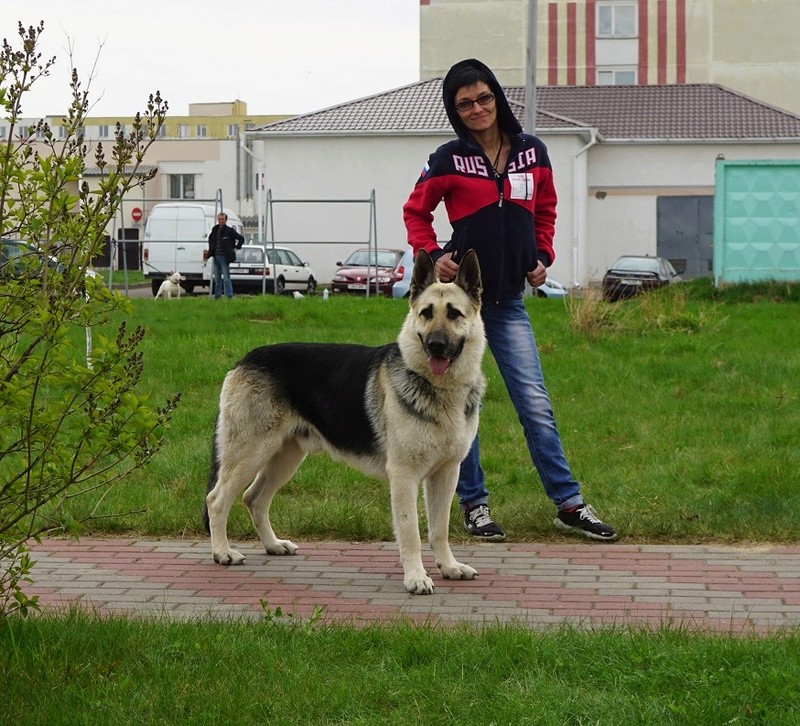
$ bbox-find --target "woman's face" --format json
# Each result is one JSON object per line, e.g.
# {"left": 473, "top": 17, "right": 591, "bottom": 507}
{"left": 454, "top": 81, "right": 498, "bottom": 134}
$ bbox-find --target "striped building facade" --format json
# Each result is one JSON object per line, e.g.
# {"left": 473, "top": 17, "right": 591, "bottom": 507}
{"left": 544, "top": 0, "right": 687, "bottom": 86}
{"left": 420, "top": 0, "right": 800, "bottom": 115}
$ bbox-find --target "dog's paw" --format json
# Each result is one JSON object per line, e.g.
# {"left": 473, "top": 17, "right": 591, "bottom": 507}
{"left": 439, "top": 561, "right": 478, "bottom": 580}
{"left": 265, "top": 539, "right": 298, "bottom": 556}
{"left": 404, "top": 573, "right": 435, "bottom": 595}
{"left": 213, "top": 549, "right": 246, "bottom": 566}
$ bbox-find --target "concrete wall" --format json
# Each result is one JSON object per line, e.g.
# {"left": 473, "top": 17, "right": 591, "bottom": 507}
{"left": 255, "top": 132, "right": 800, "bottom": 287}
{"left": 254, "top": 134, "right": 453, "bottom": 284}
{"left": 583, "top": 142, "right": 800, "bottom": 281}
{"left": 253, "top": 131, "right": 589, "bottom": 287}
{"left": 686, "top": 0, "right": 800, "bottom": 114}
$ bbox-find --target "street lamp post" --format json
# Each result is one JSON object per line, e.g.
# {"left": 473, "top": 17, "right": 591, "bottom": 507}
{"left": 524, "top": 0, "right": 538, "bottom": 134}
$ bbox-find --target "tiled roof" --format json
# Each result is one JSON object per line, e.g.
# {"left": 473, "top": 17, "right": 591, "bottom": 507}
{"left": 251, "top": 79, "right": 800, "bottom": 142}
{"left": 528, "top": 85, "right": 800, "bottom": 141}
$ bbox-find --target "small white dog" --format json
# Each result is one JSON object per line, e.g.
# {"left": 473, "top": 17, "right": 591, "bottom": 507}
{"left": 155, "top": 272, "right": 184, "bottom": 299}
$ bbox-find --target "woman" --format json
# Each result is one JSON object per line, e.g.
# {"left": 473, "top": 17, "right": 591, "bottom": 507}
{"left": 403, "top": 58, "right": 618, "bottom": 542}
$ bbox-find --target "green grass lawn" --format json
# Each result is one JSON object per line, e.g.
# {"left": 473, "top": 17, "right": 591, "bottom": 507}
{"left": 56, "top": 280, "right": 800, "bottom": 545}
{"left": 4, "top": 280, "right": 799, "bottom": 724}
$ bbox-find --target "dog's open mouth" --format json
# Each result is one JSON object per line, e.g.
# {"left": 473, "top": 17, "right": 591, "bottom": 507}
{"left": 428, "top": 356, "right": 451, "bottom": 375}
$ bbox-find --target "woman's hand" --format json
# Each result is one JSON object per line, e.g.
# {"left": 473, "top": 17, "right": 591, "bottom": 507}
{"left": 526, "top": 260, "right": 547, "bottom": 288}
{"left": 435, "top": 252, "right": 459, "bottom": 282}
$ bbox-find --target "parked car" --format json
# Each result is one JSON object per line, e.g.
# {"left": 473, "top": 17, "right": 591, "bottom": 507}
{"left": 532, "top": 277, "right": 568, "bottom": 299}
{"left": 391, "top": 249, "right": 415, "bottom": 299}
{"left": 1, "top": 238, "right": 99, "bottom": 283}
{"left": 602, "top": 255, "right": 682, "bottom": 301}
{"left": 391, "top": 248, "right": 568, "bottom": 300}
{"left": 226, "top": 244, "right": 316, "bottom": 295}
{"left": 331, "top": 248, "right": 405, "bottom": 296}
{"left": 1, "top": 238, "right": 64, "bottom": 276}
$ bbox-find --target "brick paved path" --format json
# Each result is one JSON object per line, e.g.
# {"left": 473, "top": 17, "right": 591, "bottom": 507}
{"left": 25, "top": 538, "right": 800, "bottom": 633}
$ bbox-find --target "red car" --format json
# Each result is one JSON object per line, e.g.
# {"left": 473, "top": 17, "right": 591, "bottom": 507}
{"left": 331, "top": 248, "right": 405, "bottom": 296}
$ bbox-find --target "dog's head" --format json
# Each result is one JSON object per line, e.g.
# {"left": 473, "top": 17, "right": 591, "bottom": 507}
{"left": 400, "top": 249, "right": 484, "bottom": 378}
{"left": 168, "top": 272, "right": 184, "bottom": 284}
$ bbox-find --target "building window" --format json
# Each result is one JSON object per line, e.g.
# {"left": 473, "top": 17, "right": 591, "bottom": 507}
{"left": 178, "top": 124, "right": 190, "bottom": 139}
{"left": 227, "top": 123, "right": 239, "bottom": 138}
{"left": 58, "top": 125, "right": 67, "bottom": 139}
{"left": 0, "top": 126, "right": 6, "bottom": 139}
{"left": 597, "top": 1, "right": 637, "bottom": 38}
{"left": 169, "top": 174, "right": 196, "bottom": 199}
{"left": 598, "top": 68, "right": 637, "bottom": 85}
{"left": 196, "top": 125, "right": 207, "bottom": 137}
{"left": 156, "top": 125, "right": 166, "bottom": 138}
{"left": 99, "top": 124, "right": 110, "bottom": 139}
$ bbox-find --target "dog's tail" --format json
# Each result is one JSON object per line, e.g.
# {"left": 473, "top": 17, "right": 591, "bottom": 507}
{"left": 202, "top": 411, "right": 220, "bottom": 534}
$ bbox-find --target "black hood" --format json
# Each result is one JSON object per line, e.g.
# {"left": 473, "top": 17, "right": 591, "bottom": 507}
{"left": 442, "top": 58, "right": 523, "bottom": 143}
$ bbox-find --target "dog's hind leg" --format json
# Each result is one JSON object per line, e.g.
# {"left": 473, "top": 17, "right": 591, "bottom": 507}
{"left": 206, "top": 446, "right": 264, "bottom": 566}
{"left": 425, "top": 465, "right": 478, "bottom": 582}
{"left": 243, "top": 438, "right": 305, "bottom": 556}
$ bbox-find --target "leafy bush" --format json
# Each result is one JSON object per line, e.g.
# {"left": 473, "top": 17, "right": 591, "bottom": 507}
{"left": 0, "top": 21, "right": 178, "bottom": 617}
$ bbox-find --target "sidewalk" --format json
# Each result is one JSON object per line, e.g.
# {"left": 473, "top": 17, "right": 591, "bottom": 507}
{"left": 25, "top": 538, "right": 800, "bottom": 633}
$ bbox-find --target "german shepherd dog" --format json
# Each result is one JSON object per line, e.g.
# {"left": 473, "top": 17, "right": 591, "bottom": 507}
{"left": 204, "top": 249, "right": 485, "bottom": 594}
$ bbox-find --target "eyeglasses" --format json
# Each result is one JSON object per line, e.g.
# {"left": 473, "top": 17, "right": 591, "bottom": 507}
{"left": 454, "top": 92, "right": 495, "bottom": 113}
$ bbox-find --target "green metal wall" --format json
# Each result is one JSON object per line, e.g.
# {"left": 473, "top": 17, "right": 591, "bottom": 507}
{"left": 713, "top": 160, "right": 800, "bottom": 285}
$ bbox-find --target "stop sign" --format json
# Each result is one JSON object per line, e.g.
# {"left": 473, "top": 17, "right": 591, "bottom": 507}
{"left": 131, "top": 207, "right": 143, "bottom": 222}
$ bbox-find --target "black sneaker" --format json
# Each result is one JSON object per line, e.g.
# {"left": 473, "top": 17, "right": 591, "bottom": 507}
{"left": 554, "top": 504, "right": 619, "bottom": 541}
{"left": 463, "top": 504, "right": 506, "bottom": 542}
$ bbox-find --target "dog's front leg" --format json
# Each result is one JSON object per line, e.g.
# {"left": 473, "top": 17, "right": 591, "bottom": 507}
{"left": 389, "top": 473, "right": 433, "bottom": 594}
{"left": 425, "top": 466, "right": 478, "bottom": 581}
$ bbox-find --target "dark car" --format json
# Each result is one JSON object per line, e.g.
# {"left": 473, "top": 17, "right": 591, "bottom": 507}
{"left": 1, "top": 238, "right": 100, "bottom": 291}
{"left": 602, "top": 255, "right": 682, "bottom": 301}
{"left": 331, "top": 248, "right": 405, "bottom": 296}
{"left": 1, "top": 238, "right": 64, "bottom": 276}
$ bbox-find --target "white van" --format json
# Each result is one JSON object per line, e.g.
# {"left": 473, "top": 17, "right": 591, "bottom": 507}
{"left": 141, "top": 202, "right": 244, "bottom": 296}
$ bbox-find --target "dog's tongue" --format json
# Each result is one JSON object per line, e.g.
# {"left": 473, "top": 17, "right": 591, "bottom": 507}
{"left": 428, "top": 356, "right": 451, "bottom": 375}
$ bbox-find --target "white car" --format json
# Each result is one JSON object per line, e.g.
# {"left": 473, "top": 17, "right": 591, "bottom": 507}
{"left": 391, "top": 249, "right": 568, "bottom": 299}
{"left": 227, "top": 245, "right": 317, "bottom": 295}
{"left": 532, "top": 276, "right": 568, "bottom": 298}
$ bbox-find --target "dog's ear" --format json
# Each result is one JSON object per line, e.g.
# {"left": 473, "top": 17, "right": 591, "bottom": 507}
{"left": 409, "top": 249, "right": 436, "bottom": 302}
{"left": 454, "top": 249, "right": 482, "bottom": 305}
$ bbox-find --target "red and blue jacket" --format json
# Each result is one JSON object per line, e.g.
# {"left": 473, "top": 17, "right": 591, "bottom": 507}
{"left": 403, "top": 59, "right": 557, "bottom": 304}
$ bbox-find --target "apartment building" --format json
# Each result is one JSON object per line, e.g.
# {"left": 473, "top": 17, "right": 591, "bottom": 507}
{"left": 421, "top": 0, "right": 800, "bottom": 115}
{"left": 0, "top": 100, "right": 290, "bottom": 241}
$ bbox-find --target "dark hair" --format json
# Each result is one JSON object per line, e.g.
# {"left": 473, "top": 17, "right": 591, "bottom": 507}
{"left": 445, "top": 65, "right": 493, "bottom": 106}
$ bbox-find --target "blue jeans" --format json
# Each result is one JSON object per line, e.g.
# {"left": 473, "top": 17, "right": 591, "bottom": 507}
{"left": 457, "top": 297, "right": 583, "bottom": 511}
{"left": 212, "top": 255, "right": 233, "bottom": 298}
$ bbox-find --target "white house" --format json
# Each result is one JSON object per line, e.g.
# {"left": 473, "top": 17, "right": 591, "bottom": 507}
{"left": 248, "top": 80, "right": 800, "bottom": 287}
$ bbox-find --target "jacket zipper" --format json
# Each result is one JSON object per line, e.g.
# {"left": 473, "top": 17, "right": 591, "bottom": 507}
{"left": 468, "top": 140, "right": 510, "bottom": 302}
{"left": 494, "top": 172, "right": 506, "bottom": 302}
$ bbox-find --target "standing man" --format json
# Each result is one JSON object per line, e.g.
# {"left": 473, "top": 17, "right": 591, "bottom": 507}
{"left": 403, "top": 58, "right": 618, "bottom": 543}
{"left": 208, "top": 212, "right": 244, "bottom": 299}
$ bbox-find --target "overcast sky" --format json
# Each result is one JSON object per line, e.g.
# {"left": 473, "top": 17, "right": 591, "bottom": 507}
{"left": 3, "top": 0, "right": 420, "bottom": 119}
